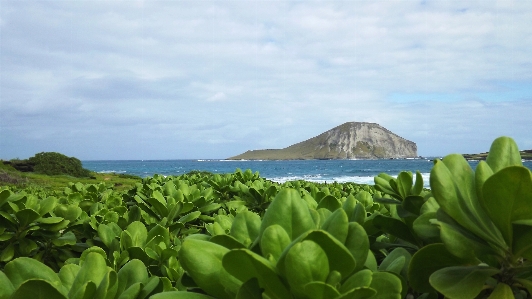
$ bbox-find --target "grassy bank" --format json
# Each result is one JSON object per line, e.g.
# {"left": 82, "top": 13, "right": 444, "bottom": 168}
{"left": 0, "top": 160, "right": 141, "bottom": 191}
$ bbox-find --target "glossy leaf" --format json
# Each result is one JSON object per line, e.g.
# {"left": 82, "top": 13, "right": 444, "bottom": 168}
{"left": 369, "top": 271, "right": 402, "bottom": 299}
{"left": 480, "top": 166, "right": 532, "bottom": 246}
{"left": 486, "top": 136, "right": 522, "bottom": 173}
{"left": 303, "top": 281, "right": 340, "bottom": 299}
{"left": 321, "top": 208, "right": 349, "bottom": 243}
{"left": 179, "top": 238, "right": 241, "bottom": 299}
{"left": 4, "top": 257, "right": 64, "bottom": 292}
{"left": 230, "top": 210, "right": 261, "bottom": 247}
{"left": 69, "top": 252, "right": 110, "bottom": 299}
{"left": 260, "top": 224, "right": 291, "bottom": 263}
{"left": 430, "top": 156, "right": 506, "bottom": 250}
{"left": 373, "top": 215, "right": 420, "bottom": 246}
{"left": 223, "top": 249, "right": 291, "bottom": 299}
{"left": 344, "top": 222, "right": 369, "bottom": 273}
{"left": 284, "top": 240, "right": 329, "bottom": 298}
{"left": 10, "top": 279, "right": 67, "bottom": 299}
{"left": 408, "top": 243, "right": 466, "bottom": 293}
{"left": 429, "top": 266, "right": 500, "bottom": 299}
{"left": 487, "top": 283, "right": 514, "bottom": 299}
{"left": 259, "top": 188, "right": 315, "bottom": 241}
{"left": 0, "top": 271, "right": 15, "bottom": 298}
{"left": 236, "top": 278, "right": 263, "bottom": 299}
{"left": 340, "top": 269, "right": 372, "bottom": 293}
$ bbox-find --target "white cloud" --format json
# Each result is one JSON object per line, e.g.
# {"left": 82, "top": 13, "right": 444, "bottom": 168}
{"left": 1, "top": 0, "right": 531, "bottom": 159}
{"left": 207, "top": 92, "right": 227, "bottom": 102}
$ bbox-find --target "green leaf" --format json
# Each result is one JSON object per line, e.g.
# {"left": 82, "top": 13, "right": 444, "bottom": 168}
{"left": 344, "top": 222, "right": 369, "bottom": 273}
{"left": 474, "top": 161, "right": 494, "bottom": 203}
{"left": 260, "top": 224, "right": 291, "bottom": 263}
{"left": 258, "top": 188, "right": 316, "bottom": 241}
{"left": 412, "top": 171, "right": 424, "bottom": 195}
{"left": 98, "top": 224, "right": 118, "bottom": 249}
{"left": 4, "top": 257, "right": 64, "bottom": 292}
{"left": 430, "top": 156, "right": 506, "bottom": 251}
{"left": 340, "top": 269, "right": 372, "bottom": 293}
{"left": 54, "top": 204, "right": 82, "bottom": 222}
{"left": 321, "top": 208, "right": 349, "bottom": 244}
{"left": 178, "top": 238, "right": 241, "bottom": 299}
{"left": 38, "top": 197, "right": 58, "bottom": 216}
{"left": 412, "top": 212, "right": 440, "bottom": 243}
{"left": 116, "top": 259, "right": 149, "bottom": 296}
{"left": 396, "top": 171, "right": 413, "bottom": 199}
{"left": 486, "top": 136, "right": 522, "bottom": 173}
{"left": 15, "top": 208, "right": 41, "bottom": 227}
{"left": 402, "top": 195, "right": 424, "bottom": 216}
{"left": 58, "top": 264, "right": 80, "bottom": 291}
{"left": 374, "top": 175, "right": 399, "bottom": 198}
{"left": 291, "top": 230, "right": 357, "bottom": 279}
{"left": 284, "top": 240, "right": 329, "bottom": 298}
{"left": 429, "top": 266, "right": 500, "bottom": 299}
{"left": 379, "top": 248, "right": 411, "bottom": 277}
{"left": 338, "top": 287, "right": 377, "bottom": 299}
{"left": 123, "top": 221, "right": 148, "bottom": 248}
{"left": 199, "top": 203, "right": 222, "bottom": 214}
{"left": 303, "top": 281, "right": 341, "bottom": 299}
{"left": 177, "top": 211, "right": 201, "bottom": 224}
{"left": 69, "top": 252, "right": 111, "bottom": 299}
{"left": 480, "top": 166, "right": 532, "bottom": 247}
{"left": 355, "top": 191, "right": 373, "bottom": 208}
{"left": 512, "top": 223, "right": 532, "bottom": 260}
{"left": 0, "top": 189, "right": 13, "bottom": 209}
{"left": 210, "top": 234, "right": 246, "bottom": 249}
{"left": 223, "top": 249, "right": 291, "bottom": 299}
{"left": 236, "top": 278, "right": 263, "bottom": 299}
{"left": 10, "top": 279, "right": 67, "bottom": 299}
{"left": 369, "top": 271, "right": 402, "bottom": 299}
{"left": 0, "top": 271, "right": 15, "bottom": 298}
{"left": 317, "top": 195, "right": 342, "bottom": 212}
{"left": 230, "top": 210, "right": 261, "bottom": 247}
{"left": 1, "top": 243, "right": 15, "bottom": 262}
{"left": 437, "top": 210, "right": 496, "bottom": 261}
{"left": 487, "top": 283, "right": 514, "bottom": 299}
{"left": 19, "top": 238, "right": 38, "bottom": 255}
{"left": 373, "top": 215, "right": 420, "bottom": 246}
{"left": 408, "top": 243, "right": 468, "bottom": 293}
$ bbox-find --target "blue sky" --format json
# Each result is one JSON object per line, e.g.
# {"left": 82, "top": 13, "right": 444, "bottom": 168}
{"left": 1, "top": 0, "right": 531, "bottom": 160}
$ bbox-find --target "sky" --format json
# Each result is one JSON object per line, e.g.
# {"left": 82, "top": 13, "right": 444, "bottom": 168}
{"left": 1, "top": 0, "right": 531, "bottom": 160}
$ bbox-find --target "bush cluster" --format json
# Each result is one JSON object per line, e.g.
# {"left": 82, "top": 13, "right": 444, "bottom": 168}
{"left": 28, "top": 152, "right": 91, "bottom": 177}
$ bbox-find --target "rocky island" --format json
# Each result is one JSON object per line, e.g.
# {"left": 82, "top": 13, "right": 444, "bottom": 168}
{"left": 228, "top": 122, "right": 418, "bottom": 160}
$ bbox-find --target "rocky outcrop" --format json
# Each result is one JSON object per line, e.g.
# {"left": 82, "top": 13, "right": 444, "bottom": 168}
{"left": 228, "top": 122, "right": 418, "bottom": 160}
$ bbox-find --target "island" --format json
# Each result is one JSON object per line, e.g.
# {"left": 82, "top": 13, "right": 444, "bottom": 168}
{"left": 227, "top": 122, "right": 418, "bottom": 160}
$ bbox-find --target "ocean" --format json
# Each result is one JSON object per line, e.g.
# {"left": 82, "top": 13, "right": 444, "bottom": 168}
{"left": 82, "top": 159, "right": 532, "bottom": 188}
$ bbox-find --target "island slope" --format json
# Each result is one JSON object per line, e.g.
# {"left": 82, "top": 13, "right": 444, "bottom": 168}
{"left": 228, "top": 122, "right": 418, "bottom": 160}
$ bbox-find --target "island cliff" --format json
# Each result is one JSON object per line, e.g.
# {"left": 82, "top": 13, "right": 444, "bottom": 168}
{"left": 227, "top": 122, "right": 418, "bottom": 160}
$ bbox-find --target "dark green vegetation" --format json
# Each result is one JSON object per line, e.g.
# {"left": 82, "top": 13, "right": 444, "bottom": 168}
{"left": 6, "top": 152, "right": 92, "bottom": 177}
{"left": 1, "top": 137, "right": 532, "bottom": 298}
{"left": 228, "top": 122, "right": 417, "bottom": 160}
{"left": 1, "top": 153, "right": 141, "bottom": 192}
{"left": 464, "top": 149, "right": 532, "bottom": 160}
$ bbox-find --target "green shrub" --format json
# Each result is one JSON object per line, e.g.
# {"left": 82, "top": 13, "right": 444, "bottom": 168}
{"left": 28, "top": 152, "right": 91, "bottom": 177}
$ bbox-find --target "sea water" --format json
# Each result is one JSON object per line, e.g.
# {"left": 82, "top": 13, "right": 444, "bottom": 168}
{"left": 82, "top": 158, "right": 532, "bottom": 188}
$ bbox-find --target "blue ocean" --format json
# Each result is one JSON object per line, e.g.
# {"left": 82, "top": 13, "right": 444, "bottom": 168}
{"left": 82, "top": 159, "right": 532, "bottom": 188}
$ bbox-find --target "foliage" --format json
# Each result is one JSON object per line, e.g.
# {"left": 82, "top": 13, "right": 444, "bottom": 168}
{"left": 28, "top": 152, "right": 92, "bottom": 177}
{"left": 1, "top": 137, "right": 531, "bottom": 298}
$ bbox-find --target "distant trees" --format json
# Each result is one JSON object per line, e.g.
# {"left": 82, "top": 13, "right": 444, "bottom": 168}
{"left": 26, "top": 152, "right": 91, "bottom": 177}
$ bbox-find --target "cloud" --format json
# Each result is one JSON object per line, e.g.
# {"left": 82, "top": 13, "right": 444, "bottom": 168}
{"left": 1, "top": 1, "right": 531, "bottom": 160}
{"left": 207, "top": 92, "right": 227, "bottom": 102}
